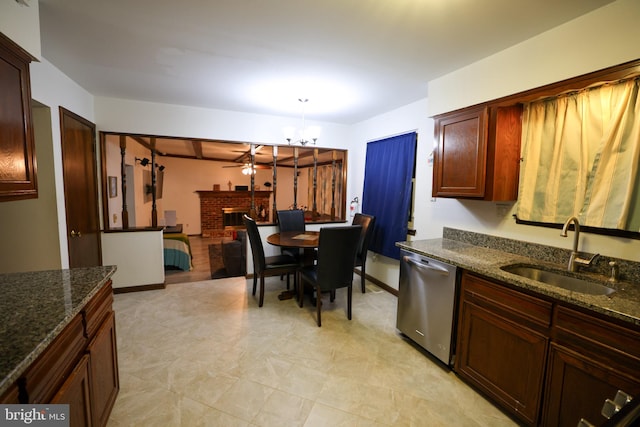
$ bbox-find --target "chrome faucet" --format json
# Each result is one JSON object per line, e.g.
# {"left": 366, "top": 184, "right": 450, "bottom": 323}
{"left": 560, "top": 216, "right": 599, "bottom": 272}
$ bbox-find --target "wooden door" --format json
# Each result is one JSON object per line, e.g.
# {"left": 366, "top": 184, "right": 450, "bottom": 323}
{"left": 61, "top": 108, "right": 102, "bottom": 267}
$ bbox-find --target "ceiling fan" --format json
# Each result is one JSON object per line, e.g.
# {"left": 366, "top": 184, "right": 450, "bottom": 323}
{"left": 222, "top": 162, "right": 270, "bottom": 169}
{"left": 223, "top": 144, "right": 270, "bottom": 173}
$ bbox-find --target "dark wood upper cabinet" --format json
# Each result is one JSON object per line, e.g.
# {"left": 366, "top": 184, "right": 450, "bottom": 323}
{"left": 433, "top": 106, "right": 487, "bottom": 198}
{"left": 432, "top": 104, "right": 522, "bottom": 201}
{"left": 0, "top": 32, "right": 37, "bottom": 201}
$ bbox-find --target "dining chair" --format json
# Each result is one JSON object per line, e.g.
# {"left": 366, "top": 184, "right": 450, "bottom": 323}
{"left": 298, "top": 225, "right": 362, "bottom": 327}
{"left": 352, "top": 213, "right": 376, "bottom": 293}
{"left": 243, "top": 214, "right": 300, "bottom": 307}
{"left": 277, "top": 209, "right": 306, "bottom": 287}
{"left": 277, "top": 209, "right": 305, "bottom": 256}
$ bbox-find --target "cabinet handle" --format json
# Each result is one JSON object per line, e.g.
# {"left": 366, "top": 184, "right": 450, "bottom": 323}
{"left": 601, "top": 390, "right": 633, "bottom": 419}
{"left": 403, "top": 256, "right": 450, "bottom": 275}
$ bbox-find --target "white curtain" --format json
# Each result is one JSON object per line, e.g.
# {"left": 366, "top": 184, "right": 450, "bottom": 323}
{"left": 517, "top": 78, "right": 640, "bottom": 230}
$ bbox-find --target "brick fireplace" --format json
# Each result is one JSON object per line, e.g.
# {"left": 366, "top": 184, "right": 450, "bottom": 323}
{"left": 197, "top": 191, "right": 271, "bottom": 237}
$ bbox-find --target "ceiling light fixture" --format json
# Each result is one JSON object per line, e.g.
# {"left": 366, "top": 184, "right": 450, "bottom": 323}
{"left": 241, "top": 164, "right": 256, "bottom": 175}
{"left": 284, "top": 98, "right": 321, "bottom": 146}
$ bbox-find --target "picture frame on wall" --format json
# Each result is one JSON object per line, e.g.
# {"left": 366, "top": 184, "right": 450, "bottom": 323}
{"left": 108, "top": 176, "right": 117, "bottom": 198}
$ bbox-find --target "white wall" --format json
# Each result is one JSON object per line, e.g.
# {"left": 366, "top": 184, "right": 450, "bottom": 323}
{"left": 428, "top": 0, "right": 640, "bottom": 116}
{"left": 0, "top": 0, "right": 41, "bottom": 59}
{"left": 94, "top": 97, "right": 352, "bottom": 148}
{"left": 101, "top": 230, "right": 164, "bottom": 288}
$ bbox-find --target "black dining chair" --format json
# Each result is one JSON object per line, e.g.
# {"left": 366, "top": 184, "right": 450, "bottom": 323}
{"left": 243, "top": 214, "right": 299, "bottom": 307}
{"left": 352, "top": 213, "right": 376, "bottom": 293}
{"left": 277, "top": 209, "right": 306, "bottom": 286}
{"left": 277, "top": 209, "right": 306, "bottom": 256}
{"left": 298, "top": 225, "right": 362, "bottom": 327}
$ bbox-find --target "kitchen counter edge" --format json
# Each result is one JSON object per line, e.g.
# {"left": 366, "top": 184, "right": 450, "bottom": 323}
{"left": 0, "top": 266, "right": 117, "bottom": 397}
{"left": 397, "top": 239, "right": 640, "bottom": 327}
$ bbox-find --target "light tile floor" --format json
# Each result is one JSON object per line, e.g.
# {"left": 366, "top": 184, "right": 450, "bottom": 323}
{"left": 108, "top": 275, "right": 517, "bottom": 426}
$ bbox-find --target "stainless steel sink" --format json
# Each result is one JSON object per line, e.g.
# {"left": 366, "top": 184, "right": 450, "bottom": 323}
{"left": 500, "top": 264, "right": 616, "bottom": 296}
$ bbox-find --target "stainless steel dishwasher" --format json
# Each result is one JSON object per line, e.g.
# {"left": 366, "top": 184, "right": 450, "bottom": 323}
{"left": 396, "top": 249, "right": 458, "bottom": 366}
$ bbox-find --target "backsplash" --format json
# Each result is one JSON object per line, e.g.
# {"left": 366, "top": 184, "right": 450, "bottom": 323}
{"left": 442, "top": 227, "right": 640, "bottom": 285}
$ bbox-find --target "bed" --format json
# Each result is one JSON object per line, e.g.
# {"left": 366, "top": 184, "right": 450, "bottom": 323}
{"left": 163, "top": 232, "right": 192, "bottom": 271}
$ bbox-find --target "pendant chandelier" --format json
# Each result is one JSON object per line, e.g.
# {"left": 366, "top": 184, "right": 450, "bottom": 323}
{"left": 283, "top": 98, "right": 321, "bottom": 146}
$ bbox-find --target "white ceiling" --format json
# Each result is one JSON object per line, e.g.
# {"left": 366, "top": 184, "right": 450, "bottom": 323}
{"left": 38, "top": 0, "right": 614, "bottom": 124}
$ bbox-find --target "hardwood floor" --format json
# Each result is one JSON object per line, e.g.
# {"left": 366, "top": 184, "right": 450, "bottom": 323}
{"left": 164, "top": 235, "right": 222, "bottom": 285}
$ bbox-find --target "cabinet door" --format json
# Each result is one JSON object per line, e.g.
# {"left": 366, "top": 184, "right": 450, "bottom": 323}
{"left": 51, "top": 354, "right": 92, "bottom": 427}
{"left": 0, "top": 33, "right": 37, "bottom": 201}
{"left": 433, "top": 106, "right": 488, "bottom": 198}
{"left": 542, "top": 343, "right": 640, "bottom": 427}
{"left": 456, "top": 300, "right": 548, "bottom": 426}
{"left": 88, "top": 311, "right": 119, "bottom": 427}
{"left": 455, "top": 273, "right": 552, "bottom": 426}
{"left": 485, "top": 105, "right": 522, "bottom": 201}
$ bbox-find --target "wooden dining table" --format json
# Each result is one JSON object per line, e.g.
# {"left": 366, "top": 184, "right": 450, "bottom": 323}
{"left": 266, "top": 231, "right": 320, "bottom": 264}
{"left": 266, "top": 231, "right": 320, "bottom": 300}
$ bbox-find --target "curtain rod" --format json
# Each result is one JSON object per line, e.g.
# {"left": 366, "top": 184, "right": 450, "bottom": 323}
{"left": 527, "top": 72, "right": 640, "bottom": 104}
{"left": 366, "top": 129, "right": 418, "bottom": 143}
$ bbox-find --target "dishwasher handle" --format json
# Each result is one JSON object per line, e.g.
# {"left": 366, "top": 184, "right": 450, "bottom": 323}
{"left": 403, "top": 256, "right": 450, "bottom": 276}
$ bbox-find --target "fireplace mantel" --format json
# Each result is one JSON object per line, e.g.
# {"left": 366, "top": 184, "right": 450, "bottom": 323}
{"left": 196, "top": 190, "right": 272, "bottom": 198}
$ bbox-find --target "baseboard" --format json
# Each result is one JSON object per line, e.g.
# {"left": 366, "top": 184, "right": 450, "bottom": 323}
{"left": 113, "top": 283, "right": 166, "bottom": 294}
{"left": 354, "top": 270, "right": 398, "bottom": 297}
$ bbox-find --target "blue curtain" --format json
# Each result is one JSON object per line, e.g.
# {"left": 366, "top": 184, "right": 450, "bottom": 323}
{"left": 362, "top": 132, "right": 417, "bottom": 260}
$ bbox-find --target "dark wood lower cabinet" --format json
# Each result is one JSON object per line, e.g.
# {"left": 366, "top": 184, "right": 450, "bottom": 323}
{"left": 0, "top": 382, "right": 20, "bottom": 403}
{"left": 456, "top": 272, "right": 551, "bottom": 426}
{"left": 51, "top": 354, "right": 93, "bottom": 427}
{"left": 541, "top": 306, "right": 640, "bottom": 427}
{"left": 88, "top": 311, "right": 119, "bottom": 427}
{"left": 543, "top": 343, "right": 640, "bottom": 427}
{"left": 8, "top": 281, "right": 118, "bottom": 427}
{"left": 455, "top": 271, "right": 640, "bottom": 427}
{"left": 457, "top": 302, "right": 548, "bottom": 425}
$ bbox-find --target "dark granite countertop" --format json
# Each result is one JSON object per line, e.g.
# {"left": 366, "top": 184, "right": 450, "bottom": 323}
{"left": 397, "top": 230, "right": 640, "bottom": 327}
{"left": 0, "top": 266, "right": 116, "bottom": 397}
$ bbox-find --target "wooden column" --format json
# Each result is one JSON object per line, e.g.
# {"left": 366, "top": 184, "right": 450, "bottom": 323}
{"left": 150, "top": 138, "right": 158, "bottom": 227}
{"left": 249, "top": 144, "right": 257, "bottom": 219}
{"left": 119, "top": 135, "right": 129, "bottom": 228}
{"left": 272, "top": 146, "right": 278, "bottom": 222}
{"left": 331, "top": 150, "right": 336, "bottom": 220}
{"left": 293, "top": 147, "right": 298, "bottom": 210}
{"left": 312, "top": 148, "right": 318, "bottom": 218}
